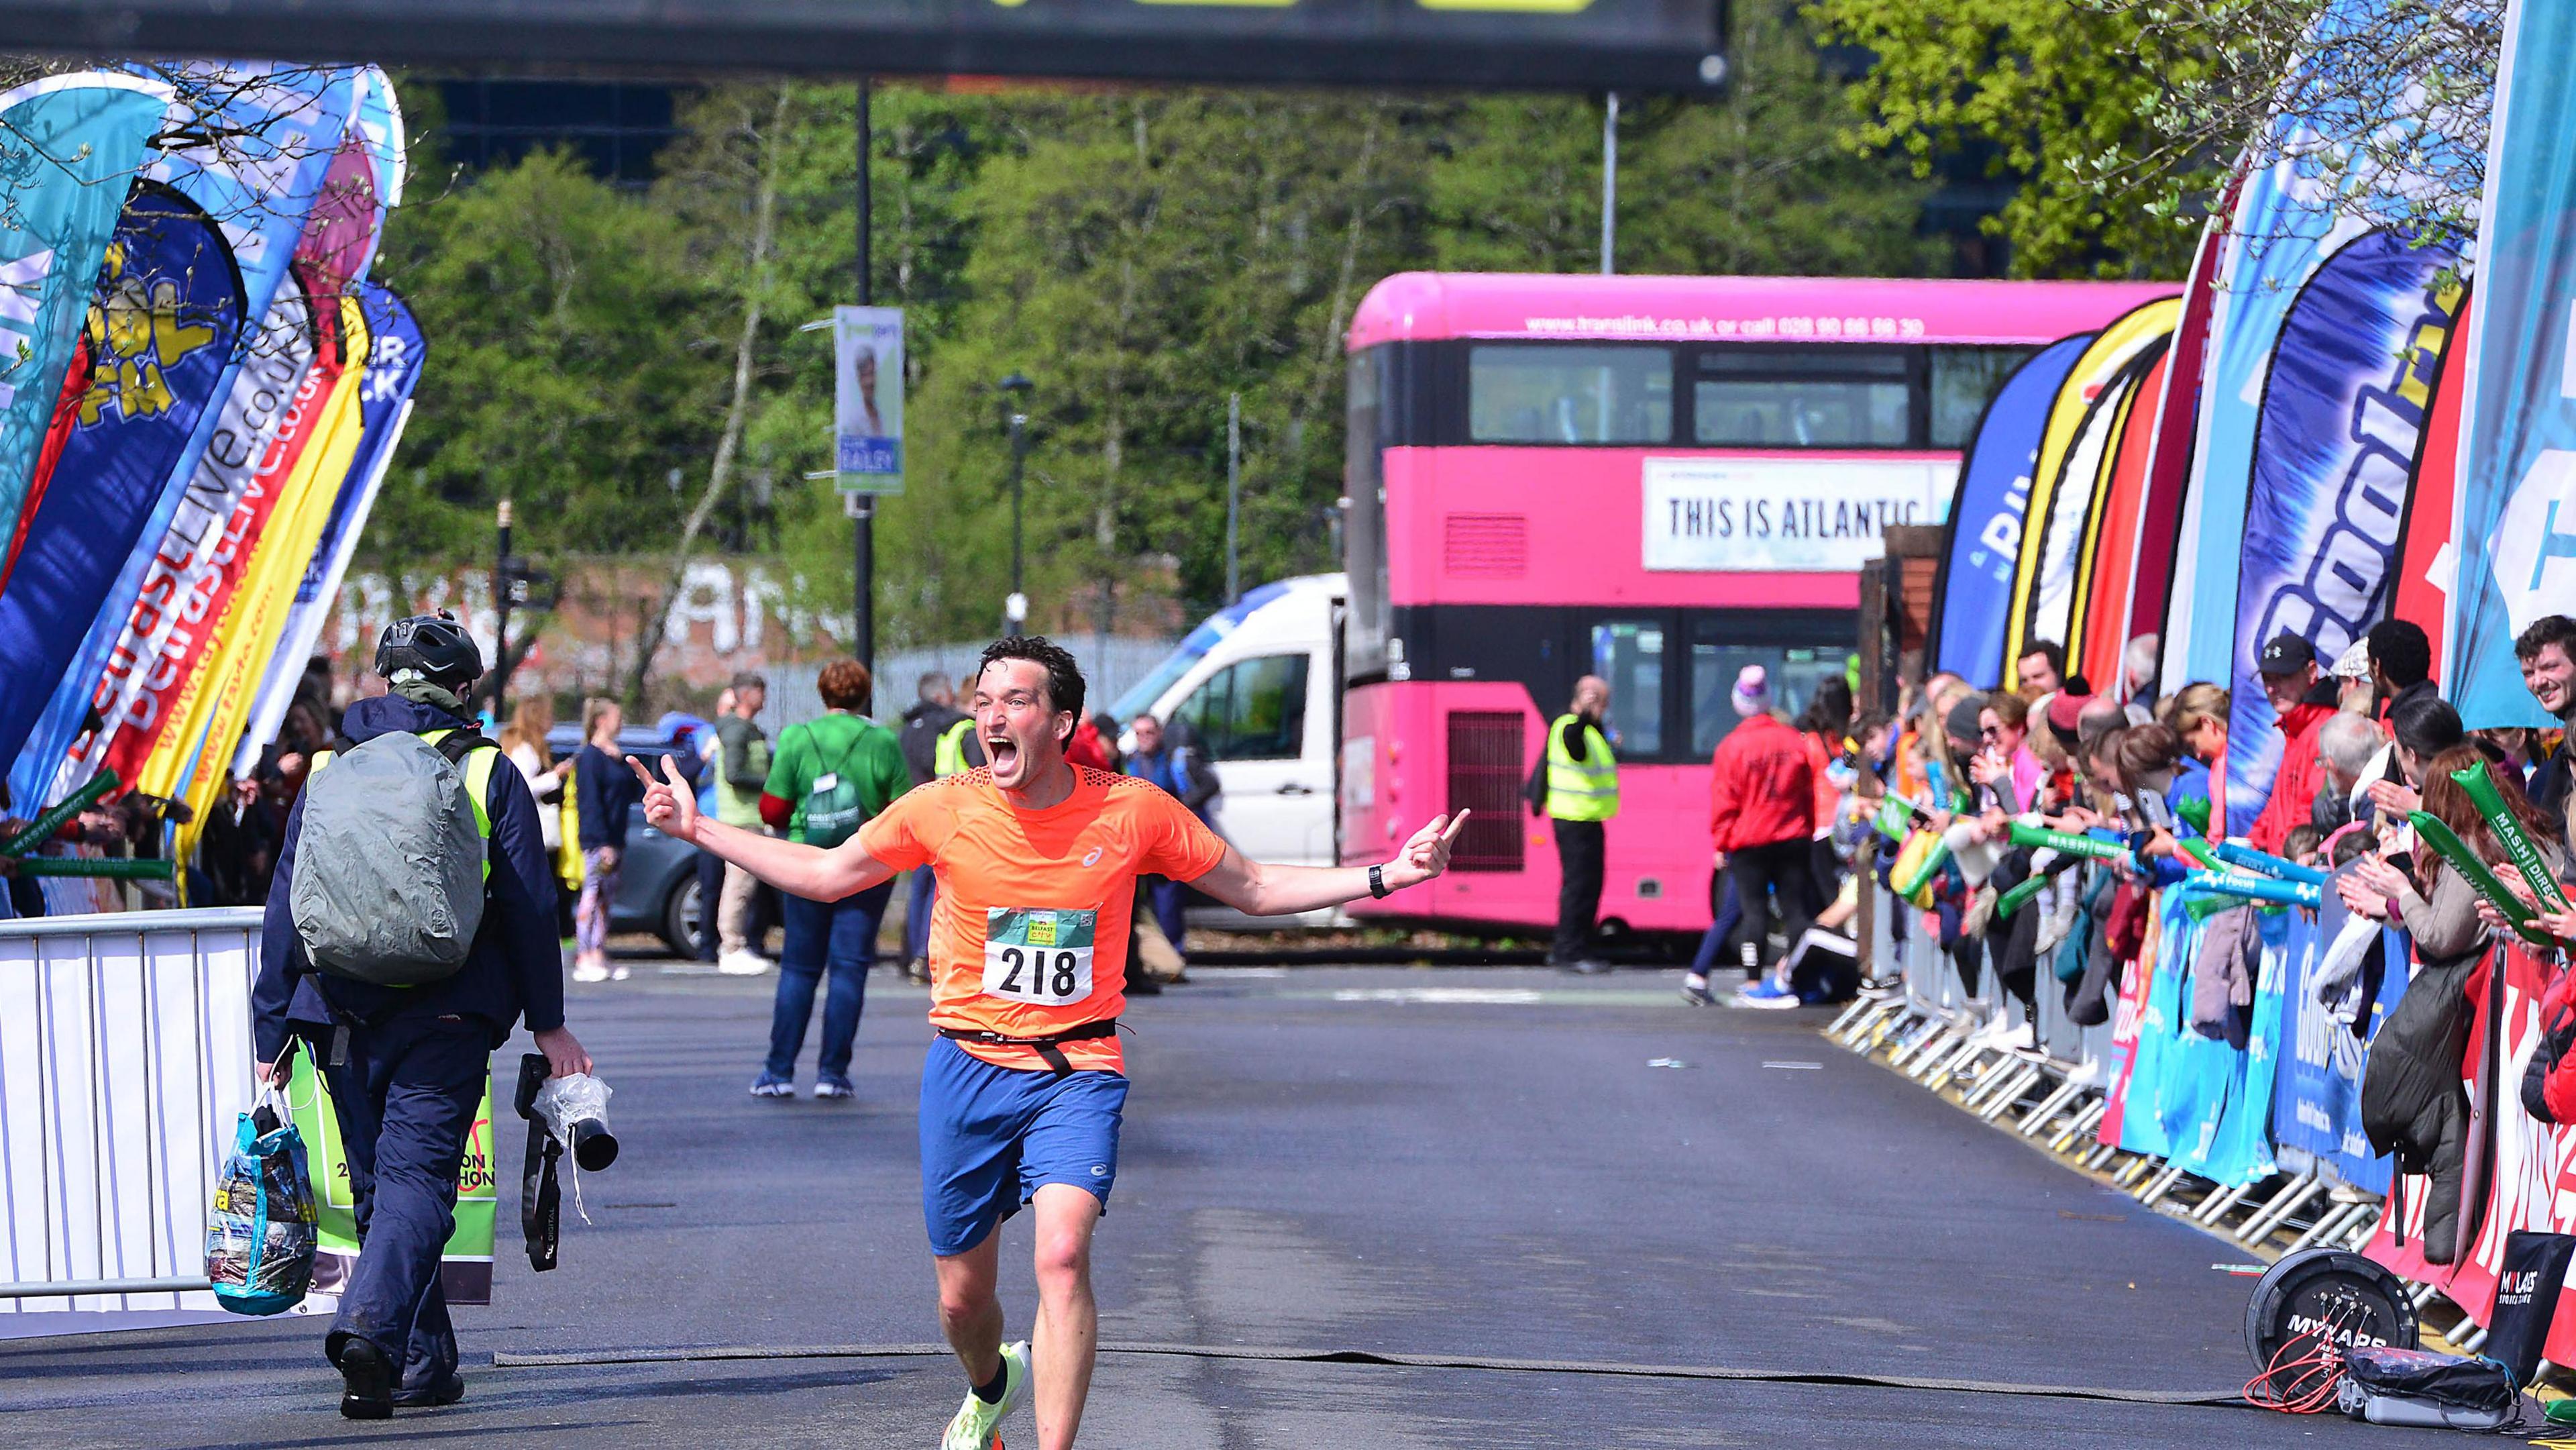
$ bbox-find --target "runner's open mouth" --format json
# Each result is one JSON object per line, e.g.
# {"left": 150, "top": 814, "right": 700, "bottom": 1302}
{"left": 987, "top": 737, "right": 1019, "bottom": 771}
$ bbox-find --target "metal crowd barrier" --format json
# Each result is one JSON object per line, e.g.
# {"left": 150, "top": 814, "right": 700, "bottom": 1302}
{"left": 1829, "top": 878, "right": 2383, "bottom": 1266}
{"left": 0, "top": 907, "right": 264, "bottom": 1333}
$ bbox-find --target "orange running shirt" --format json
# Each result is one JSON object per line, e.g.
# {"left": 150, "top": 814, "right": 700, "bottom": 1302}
{"left": 859, "top": 765, "right": 1229, "bottom": 1072}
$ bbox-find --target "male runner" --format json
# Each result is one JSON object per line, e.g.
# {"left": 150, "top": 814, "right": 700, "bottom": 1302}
{"left": 632, "top": 635, "right": 1466, "bottom": 1449}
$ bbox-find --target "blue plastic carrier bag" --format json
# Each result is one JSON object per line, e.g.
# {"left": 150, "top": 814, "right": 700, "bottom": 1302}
{"left": 205, "top": 1084, "right": 317, "bottom": 1315}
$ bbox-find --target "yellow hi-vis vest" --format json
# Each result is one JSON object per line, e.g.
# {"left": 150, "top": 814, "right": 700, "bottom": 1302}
{"left": 934, "top": 717, "right": 975, "bottom": 777}
{"left": 309, "top": 727, "right": 501, "bottom": 880}
{"left": 1544, "top": 714, "right": 1619, "bottom": 822}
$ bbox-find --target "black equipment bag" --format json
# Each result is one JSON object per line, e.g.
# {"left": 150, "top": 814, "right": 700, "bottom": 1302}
{"left": 2486, "top": 1230, "right": 2576, "bottom": 1387}
{"left": 515, "top": 1052, "right": 561, "bottom": 1273}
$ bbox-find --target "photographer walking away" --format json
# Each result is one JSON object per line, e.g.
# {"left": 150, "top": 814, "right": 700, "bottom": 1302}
{"left": 251, "top": 614, "right": 589, "bottom": 1420}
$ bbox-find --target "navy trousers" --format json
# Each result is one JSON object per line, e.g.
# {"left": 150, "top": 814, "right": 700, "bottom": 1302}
{"left": 769, "top": 880, "right": 894, "bottom": 1082}
{"left": 305, "top": 1013, "right": 490, "bottom": 1392}
{"left": 1145, "top": 877, "right": 1187, "bottom": 956}
{"left": 694, "top": 847, "right": 725, "bottom": 961}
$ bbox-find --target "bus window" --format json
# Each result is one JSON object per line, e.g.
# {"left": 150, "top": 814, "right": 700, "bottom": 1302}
{"left": 1692, "top": 348, "right": 1911, "bottom": 448}
{"left": 1344, "top": 348, "right": 1390, "bottom": 676}
{"left": 1588, "top": 621, "right": 1665, "bottom": 757}
{"left": 1469, "top": 346, "right": 1672, "bottom": 444}
{"left": 1176, "top": 654, "right": 1309, "bottom": 761}
{"left": 1930, "top": 346, "right": 2042, "bottom": 447}
{"left": 1689, "top": 635, "right": 1847, "bottom": 756}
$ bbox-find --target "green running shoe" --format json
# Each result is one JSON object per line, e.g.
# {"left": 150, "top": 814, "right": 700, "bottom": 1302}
{"left": 940, "top": 1340, "right": 1029, "bottom": 1449}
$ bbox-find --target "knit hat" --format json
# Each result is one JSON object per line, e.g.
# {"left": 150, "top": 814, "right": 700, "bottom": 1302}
{"left": 1731, "top": 665, "right": 1770, "bottom": 718}
{"left": 2329, "top": 637, "right": 2372, "bottom": 680}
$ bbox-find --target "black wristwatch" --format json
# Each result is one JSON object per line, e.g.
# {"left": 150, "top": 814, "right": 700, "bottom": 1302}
{"left": 1368, "top": 864, "right": 1391, "bottom": 899}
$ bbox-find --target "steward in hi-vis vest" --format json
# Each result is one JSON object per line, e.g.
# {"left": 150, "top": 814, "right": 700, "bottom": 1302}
{"left": 1543, "top": 713, "right": 1619, "bottom": 823}
{"left": 1525, "top": 676, "right": 1618, "bottom": 972}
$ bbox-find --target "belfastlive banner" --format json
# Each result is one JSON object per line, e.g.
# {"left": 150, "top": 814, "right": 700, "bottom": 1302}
{"left": 3, "top": 0, "right": 1731, "bottom": 91}
{"left": 835, "top": 305, "right": 904, "bottom": 497}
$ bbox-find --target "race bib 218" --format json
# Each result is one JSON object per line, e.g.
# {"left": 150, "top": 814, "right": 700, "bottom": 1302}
{"left": 982, "top": 908, "right": 1096, "bottom": 1006}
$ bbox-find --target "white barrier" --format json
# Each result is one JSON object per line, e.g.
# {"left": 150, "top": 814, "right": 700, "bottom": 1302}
{"left": 0, "top": 907, "right": 264, "bottom": 1339}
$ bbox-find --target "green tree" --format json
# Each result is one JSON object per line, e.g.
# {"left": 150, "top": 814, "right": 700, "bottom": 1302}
{"left": 1808, "top": 0, "right": 2226, "bottom": 278}
{"left": 364, "top": 144, "right": 716, "bottom": 565}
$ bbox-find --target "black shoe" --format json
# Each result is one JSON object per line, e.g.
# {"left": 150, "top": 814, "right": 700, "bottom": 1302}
{"left": 333, "top": 1336, "right": 395, "bottom": 1420}
{"left": 394, "top": 1374, "right": 466, "bottom": 1408}
{"left": 1569, "top": 959, "right": 1613, "bottom": 976}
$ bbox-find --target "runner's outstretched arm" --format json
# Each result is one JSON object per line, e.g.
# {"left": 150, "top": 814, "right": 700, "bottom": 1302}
{"left": 1192, "top": 810, "right": 1470, "bottom": 918}
{"left": 630, "top": 754, "right": 895, "bottom": 902}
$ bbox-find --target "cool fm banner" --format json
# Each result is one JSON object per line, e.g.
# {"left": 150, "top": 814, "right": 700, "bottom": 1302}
{"left": 7, "top": 64, "right": 362, "bottom": 813}
{"left": 233, "top": 282, "right": 423, "bottom": 781}
{"left": 2169, "top": 0, "right": 2474, "bottom": 701}
{"left": 1929, "top": 333, "right": 2092, "bottom": 684}
{"left": 2224, "top": 231, "right": 2462, "bottom": 821}
{"left": 2447, "top": 0, "right": 2576, "bottom": 727}
{"left": 0, "top": 74, "right": 174, "bottom": 562}
{"left": 0, "top": 189, "right": 245, "bottom": 777}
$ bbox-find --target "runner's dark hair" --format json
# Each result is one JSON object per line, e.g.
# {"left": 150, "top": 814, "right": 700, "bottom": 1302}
{"left": 978, "top": 635, "right": 1087, "bottom": 747}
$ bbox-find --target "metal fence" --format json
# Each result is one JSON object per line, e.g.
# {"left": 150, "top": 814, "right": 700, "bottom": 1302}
{"left": 0, "top": 907, "right": 264, "bottom": 1334}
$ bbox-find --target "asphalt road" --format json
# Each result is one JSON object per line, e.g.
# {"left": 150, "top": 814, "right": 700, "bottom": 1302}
{"left": 6, "top": 962, "right": 2447, "bottom": 1447}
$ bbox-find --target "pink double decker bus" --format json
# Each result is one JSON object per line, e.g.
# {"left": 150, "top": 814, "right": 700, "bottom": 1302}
{"left": 1336, "top": 272, "right": 2171, "bottom": 937}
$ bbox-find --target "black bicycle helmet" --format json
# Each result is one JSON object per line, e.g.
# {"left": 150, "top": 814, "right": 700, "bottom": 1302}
{"left": 376, "top": 611, "right": 482, "bottom": 690}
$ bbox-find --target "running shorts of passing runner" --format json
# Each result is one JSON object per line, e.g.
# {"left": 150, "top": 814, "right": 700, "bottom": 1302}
{"left": 634, "top": 635, "right": 1466, "bottom": 1450}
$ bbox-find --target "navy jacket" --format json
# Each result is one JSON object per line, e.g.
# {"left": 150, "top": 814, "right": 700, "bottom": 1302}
{"left": 576, "top": 741, "right": 641, "bottom": 849}
{"left": 252, "top": 695, "right": 565, "bottom": 1062}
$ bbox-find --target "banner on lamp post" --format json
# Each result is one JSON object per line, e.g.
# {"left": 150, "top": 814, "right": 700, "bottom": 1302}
{"left": 833, "top": 305, "right": 903, "bottom": 496}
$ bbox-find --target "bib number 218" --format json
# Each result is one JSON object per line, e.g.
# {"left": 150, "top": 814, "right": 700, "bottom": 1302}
{"left": 982, "top": 907, "right": 1096, "bottom": 1005}
{"left": 994, "top": 947, "right": 1082, "bottom": 1001}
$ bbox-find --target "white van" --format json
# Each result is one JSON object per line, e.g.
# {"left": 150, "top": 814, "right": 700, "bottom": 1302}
{"left": 1110, "top": 574, "right": 1343, "bottom": 886}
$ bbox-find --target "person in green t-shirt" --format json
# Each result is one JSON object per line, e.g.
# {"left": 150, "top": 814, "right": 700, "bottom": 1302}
{"left": 749, "top": 659, "right": 912, "bottom": 1099}
{"left": 712, "top": 670, "right": 775, "bottom": 976}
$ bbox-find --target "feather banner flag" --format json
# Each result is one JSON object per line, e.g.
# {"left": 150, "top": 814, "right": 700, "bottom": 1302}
{"left": 2171, "top": 0, "right": 2479, "bottom": 694}
{"left": 0, "top": 186, "right": 244, "bottom": 777}
{"left": 231, "top": 281, "right": 422, "bottom": 778}
{"left": 2002, "top": 297, "right": 2179, "bottom": 690}
{"left": 2445, "top": 0, "right": 2576, "bottom": 725}
{"left": 71, "top": 275, "right": 327, "bottom": 801}
{"left": 2224, "top": 229, "right": 2462, "bottom": 818}
{"left": 1926, "top": 333, "right": 2093, "bottom": 685}
{"left": 173, "top": 295, "right": 372, "bottom": 857}
{"left": 2394, "top": 292, "right": 2469, "bottom": 687}
{"left": 0, "top": 72, "right": 172, "bottom": 563}
{"left": 8, "top": 64, "right": 358, "bottom": 811}
{"left": 2070, "top": 345, "right": 2171, "bottom": 688}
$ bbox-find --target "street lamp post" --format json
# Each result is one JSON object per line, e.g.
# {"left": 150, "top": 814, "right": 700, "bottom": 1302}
{"left": 1000, "top": 371, "right": 1032, "bottom": 633}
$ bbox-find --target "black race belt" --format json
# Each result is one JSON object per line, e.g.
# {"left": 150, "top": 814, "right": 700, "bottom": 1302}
{"left": 938, "top": 1019, "right": 1120, "bottom": 1076}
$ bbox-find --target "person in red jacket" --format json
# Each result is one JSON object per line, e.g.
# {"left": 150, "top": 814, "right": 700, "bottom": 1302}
{"left": 1701, "top": 666, "right": 1817, "bottom": 1006}
{"left": 2245, "top": 632, "right": 2341, "bottom": 853}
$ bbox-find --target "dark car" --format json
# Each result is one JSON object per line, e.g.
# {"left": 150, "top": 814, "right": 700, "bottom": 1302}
{"left": 547, "top": 718, "right": 771, "bottom": 956}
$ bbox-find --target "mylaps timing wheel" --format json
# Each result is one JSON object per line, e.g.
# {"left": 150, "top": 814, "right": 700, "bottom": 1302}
{"left": 2245, "top": 1247, "right": 2420, "bottom": 1369}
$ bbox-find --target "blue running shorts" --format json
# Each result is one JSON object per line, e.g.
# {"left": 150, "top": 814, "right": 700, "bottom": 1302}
{"left": 919, "top": 1036, "right": 1130, "bottom": 1256}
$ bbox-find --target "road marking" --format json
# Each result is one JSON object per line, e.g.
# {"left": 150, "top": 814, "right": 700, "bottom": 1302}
{"left": 1331, "top": 988, "right": 1544, "bottom": 1005}
{"left": 1762, "top": 1060, "right": 1823, "bottom": 1070}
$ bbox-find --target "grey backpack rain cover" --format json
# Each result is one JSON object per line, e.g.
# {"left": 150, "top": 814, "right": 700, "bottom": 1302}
{"left": 290, "top": 731, "right": 488, "bottom": 985}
